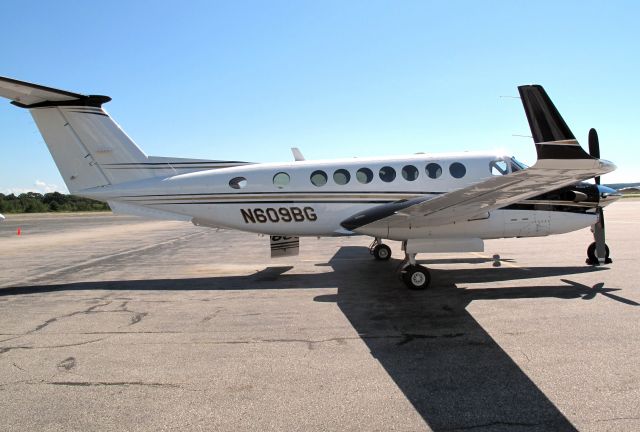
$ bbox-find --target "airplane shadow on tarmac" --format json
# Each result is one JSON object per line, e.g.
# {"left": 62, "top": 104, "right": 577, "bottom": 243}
{"left": 2, "top": 246, "right": 638, "bottom": 431}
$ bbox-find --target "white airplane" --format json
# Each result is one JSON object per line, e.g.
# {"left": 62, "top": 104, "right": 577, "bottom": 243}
{"left": 0, "top": 76, "right": 620, "bottom": 289}
{"left": 0, "top": 213, "right": 4, "bottom": 222}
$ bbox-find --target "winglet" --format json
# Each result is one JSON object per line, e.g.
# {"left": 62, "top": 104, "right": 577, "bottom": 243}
{"left": 518, "top": 85, "right": 591, "bottom": 160}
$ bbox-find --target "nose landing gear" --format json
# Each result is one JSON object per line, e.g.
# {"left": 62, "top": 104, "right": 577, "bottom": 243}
{"left": 586, "top": 242, "right": 612, "bottom": 265}
{"left": 586, "top": 206, "right": 612, "bottom": 266}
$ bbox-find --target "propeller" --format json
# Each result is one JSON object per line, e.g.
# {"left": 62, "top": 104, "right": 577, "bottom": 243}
{"left": 588, "top": 128, "right": 600, "bottom": 185}
{"left": 587, "top": 128, "right": 611, "bottom": 265}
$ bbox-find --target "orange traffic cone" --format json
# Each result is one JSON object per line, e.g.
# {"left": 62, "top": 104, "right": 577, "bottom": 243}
{"left": 17, "top": 227, "right": 21, "bottom": 236}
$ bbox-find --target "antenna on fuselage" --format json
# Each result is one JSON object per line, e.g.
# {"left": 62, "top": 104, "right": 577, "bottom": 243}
{"left": 291, "top": 147, "right": 305, "bottom": 161}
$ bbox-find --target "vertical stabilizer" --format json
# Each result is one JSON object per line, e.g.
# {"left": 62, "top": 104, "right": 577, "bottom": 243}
{"left": 0, "top": 77, "right": 156, "bottom": 193}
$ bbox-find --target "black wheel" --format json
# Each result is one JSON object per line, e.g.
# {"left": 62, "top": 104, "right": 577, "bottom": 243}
{"left": 586, "top": 242, "right": 611, "bottom": 265}
{"left": 402, "top": 265, "right": 431, "bottom": 290}
{"left": 373, "top": 244, "right": 392, "bottom": 261}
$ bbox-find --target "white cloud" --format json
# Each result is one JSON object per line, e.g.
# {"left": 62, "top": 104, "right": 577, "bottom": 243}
{"left": 34, "top": 180, "right": 60, "bottom": 193}
{"left": 1, "top": 180, "right": 66, "bottom": 195}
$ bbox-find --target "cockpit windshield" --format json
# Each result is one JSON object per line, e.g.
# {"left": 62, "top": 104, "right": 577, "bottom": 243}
{"left": 510, "top": 157, "right": 528, "bottom": 172}
{"left": 490, "top": 157, "right": 529, "bottom": 175}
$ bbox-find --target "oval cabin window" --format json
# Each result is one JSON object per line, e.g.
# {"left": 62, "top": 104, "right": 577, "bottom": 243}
{"left": 310, "top": 170, "right": 328, "bottom": 186}
{"left": 333, "top": 169, "right": 351, "bottom": 185}
{"left": 401, "top": 165, "right": 419, "bottom": 181}
{"left": 229, "top": 177, "right": 248, "bottom": 189}
{"left": 356, "top": 168, "right": 373, "bottom": 184}
{"left": 449, "top": 162, "right": 466, "bottom": 179}
{"left": 425, "top": 163, "right": 442, "bottom": 179}
{"left": 379, "top": 166, "right": 396, "bottom": 183}
{"left": 273, "top": 172, "right": 290, "bottom": 188}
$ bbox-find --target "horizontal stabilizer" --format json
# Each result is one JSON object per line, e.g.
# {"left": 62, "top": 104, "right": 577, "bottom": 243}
{"left": 0, "top": 76, "right": 110, "bottom": 108}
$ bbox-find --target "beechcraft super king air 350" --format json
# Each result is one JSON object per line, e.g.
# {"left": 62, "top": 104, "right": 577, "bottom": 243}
{"left": 0, "top": 76, "right": 621, "bottom": 289}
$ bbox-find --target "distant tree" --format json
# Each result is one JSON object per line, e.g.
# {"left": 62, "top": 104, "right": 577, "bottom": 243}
{"left": 0, "top": 192, "right": 110, "bottom": 213}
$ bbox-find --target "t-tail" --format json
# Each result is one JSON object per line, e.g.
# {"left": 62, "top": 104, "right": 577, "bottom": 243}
{"left": 0, "top": 76, "right": 249, "bottom": 193}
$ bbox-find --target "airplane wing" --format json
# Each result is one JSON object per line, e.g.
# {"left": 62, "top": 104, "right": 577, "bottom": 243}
{"left": 341, "top": 85, "right": 616, "bottom": 232}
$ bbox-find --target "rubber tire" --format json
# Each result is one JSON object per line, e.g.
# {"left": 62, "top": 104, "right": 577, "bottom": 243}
{"left": 402, "top": 265, "right": 431, "bottom": 290}
{"left": 586, "top": 242, "right": 611, "bottom": 265}
{"left": 373, "top": 244, "right": 392, "bottom": 261}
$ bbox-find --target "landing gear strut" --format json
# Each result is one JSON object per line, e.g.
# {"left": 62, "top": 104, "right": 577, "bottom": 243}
{"left": 370, "top": 238, "right": 391, "bottom": 261}
{"left": 398, "top": 251, "right": 431, "bottom": 290}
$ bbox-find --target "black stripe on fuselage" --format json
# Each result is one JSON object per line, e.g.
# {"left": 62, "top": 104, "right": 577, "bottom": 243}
{"left": 118, "top": 191, "right": 446, "bottom": 198}
{"left": 147, "top": 200, "right": 395, "bottom": 205}
{"left": 503, "top": 203, "right": 595, "bottom": 213}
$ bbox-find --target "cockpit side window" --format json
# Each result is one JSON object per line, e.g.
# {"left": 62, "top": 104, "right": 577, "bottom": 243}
{"left": 490, "top": 159, "right": 509, "bottom": 176}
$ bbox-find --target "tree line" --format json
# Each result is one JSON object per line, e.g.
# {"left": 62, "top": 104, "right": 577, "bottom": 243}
{"left": 0, "top": 192, "right": 110, "bottom": 213}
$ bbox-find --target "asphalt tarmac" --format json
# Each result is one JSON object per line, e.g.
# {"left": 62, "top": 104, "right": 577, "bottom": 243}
{"left": 0, "top": 203, "right": 638, "bottom": 431}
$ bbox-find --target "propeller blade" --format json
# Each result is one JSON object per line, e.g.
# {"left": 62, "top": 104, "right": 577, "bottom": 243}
{"left": 594, "top": 207, "right": 607, "bottom": 264}
{"left": 588, "top": 128, "right": 601, "bottom": 185}
{"left": 588, "top": 128, "right": 600, "bottom": 158}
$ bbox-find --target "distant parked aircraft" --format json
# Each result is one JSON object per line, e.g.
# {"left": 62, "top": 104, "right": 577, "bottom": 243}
{"left": 0, "top": 76, "right": 620, "bottom": 289}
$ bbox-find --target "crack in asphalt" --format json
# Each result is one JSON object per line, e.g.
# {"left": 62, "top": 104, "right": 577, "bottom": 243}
{"left": 41, "top": 381, "right": 180, "bottom": 388}
{"left": 0, "top": 338, "right": 106, "bottom": 356}
{"left": 24, "top": 300, "right": 148, "bottom": 335}
{"left": 11, "top": 362, "right": 26, "bottom": 372}
{"left": 127, "top": 333, "right": 471, "bottom": 349}
{"left": 595, "top": 416, "right": 640, "bottom": 422}
{"left": 29, "top": 302, "right": 112, "bottom": 333}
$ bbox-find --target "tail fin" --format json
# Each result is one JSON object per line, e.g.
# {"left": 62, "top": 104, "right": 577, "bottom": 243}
{"left": 0, "top": 76, "right": 158, "bottom": 193}
{"left": 518, "top": 85, "right": 592, "bottom": 160}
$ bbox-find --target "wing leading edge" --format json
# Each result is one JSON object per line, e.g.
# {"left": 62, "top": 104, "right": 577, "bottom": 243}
{"left": 341, "top": 85, "right": 615, "bottom": 232}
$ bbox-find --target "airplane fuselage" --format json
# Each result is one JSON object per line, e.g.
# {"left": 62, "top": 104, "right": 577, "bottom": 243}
{"left": 84, "top": 151, "right": 601, "bottom": 241}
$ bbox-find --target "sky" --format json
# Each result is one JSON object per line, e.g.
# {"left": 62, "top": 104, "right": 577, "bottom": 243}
{"left": 0, "top": 1, "right": 638, "bottom": 194}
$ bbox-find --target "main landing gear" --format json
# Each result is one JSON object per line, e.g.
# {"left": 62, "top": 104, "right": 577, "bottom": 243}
{"left": 370, "top": 239, "right": 431, "bottom": 290}
{"left": 370, "top": 238, "right": 392, "bottom": 261}
{"left": 398, "top": 251, "right": 431, "bottom": 290}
